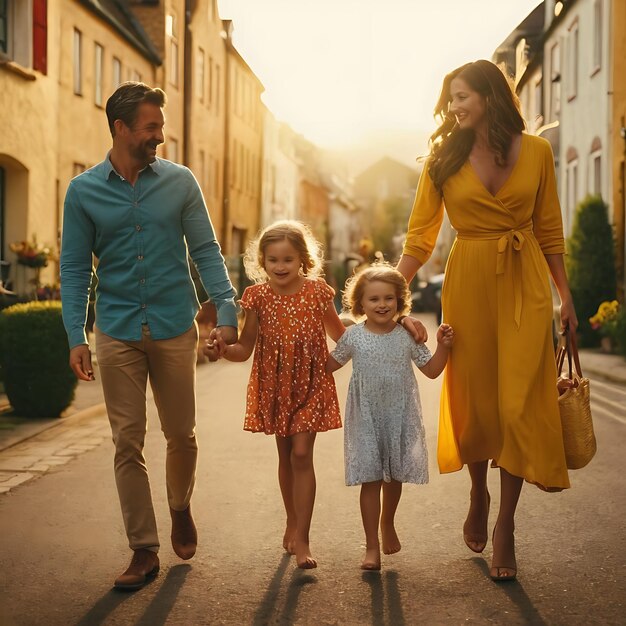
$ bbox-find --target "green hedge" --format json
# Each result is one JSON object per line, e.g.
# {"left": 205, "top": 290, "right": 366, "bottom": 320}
{"left": 0, "top": 301, "right": 77, "bottom": 417}
{"left": 566, "top": 195, "right": 617, "bottom": 347}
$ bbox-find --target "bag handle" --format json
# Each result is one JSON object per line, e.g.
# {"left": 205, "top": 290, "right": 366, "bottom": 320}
{"left": 557, "top": 324, "right": 583, "bottom": 379}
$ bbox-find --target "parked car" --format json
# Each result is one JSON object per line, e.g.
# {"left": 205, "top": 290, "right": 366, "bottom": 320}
{"left": 411, "top": 273, "right": 444, "bottom": 323}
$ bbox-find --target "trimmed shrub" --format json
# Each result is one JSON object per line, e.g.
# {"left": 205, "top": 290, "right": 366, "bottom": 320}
{"left": 0, "top": 301, "right": 77, "bottom": 417}
{"left": 566, "top": 195, "right": 617, "bottom": 347}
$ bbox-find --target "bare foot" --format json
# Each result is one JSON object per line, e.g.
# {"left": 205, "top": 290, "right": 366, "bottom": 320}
{"left": 381, "top": 522, "right": 401, "bottom": 555}
{"left": 283, "top": 525, "right": 296, "bottom": 555}
{"left": 463, "top": 489, "right": 490, "bottom": 553}
{"left": 490, "top": 522, "right": 517, "bottom": 581}
{"left": 295, "top": 542, "right": 317, "bottom": 569}
{"left": 361, "top": 545, "right": 381, "bottom": 570}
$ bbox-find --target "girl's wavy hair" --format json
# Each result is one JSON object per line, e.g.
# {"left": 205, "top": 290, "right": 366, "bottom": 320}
{"left": 342, "top": 262, "right": 412, "bottom": 318}
{"left": 427, "top": 59, "right": 525, "bottom": 191}
{"left": 243, "top": 220, "right": 324, "bottom": 284}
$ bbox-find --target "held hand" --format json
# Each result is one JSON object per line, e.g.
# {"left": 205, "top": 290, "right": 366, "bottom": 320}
{"left": 560, "top": 299, "right": 578, "bottom": 337}
{"left": 217, "top": 325, "right": 238, "bottom": 345}
{"left": 203, "top": 327, "right": 228, "bottom": 360}
{"left": 69, "top": 345, "right": 95, "bottom": 381}
{"left": 437, "top": 323, "right": 454, "bottom": 348}
{"left": 400, "top": 316, "right": 428, "bottom": 343}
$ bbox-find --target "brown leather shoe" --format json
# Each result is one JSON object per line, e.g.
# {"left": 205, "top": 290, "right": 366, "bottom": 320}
{"left": 114, "top": 549, "right": 159, "bottom": 590}
{"left": 170, "top": 504, "right": 197, "bottom": 560}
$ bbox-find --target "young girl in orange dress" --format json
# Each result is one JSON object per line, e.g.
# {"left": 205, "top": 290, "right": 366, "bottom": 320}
{"left": 209, "top": 220, "right": 345, "bottom": 569}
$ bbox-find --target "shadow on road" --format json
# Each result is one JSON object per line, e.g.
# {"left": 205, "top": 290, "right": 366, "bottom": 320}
{"left": 471, "top": 557, "right": 549, "bottom": 625}
{"left": 74, "top": 563, "right": 190, "bottom": 626}
{"left": 252, "top": 553, "right": 317, "bottom": 625}
{"left": 362, "top": 569, "right": 406, "bottom": 626}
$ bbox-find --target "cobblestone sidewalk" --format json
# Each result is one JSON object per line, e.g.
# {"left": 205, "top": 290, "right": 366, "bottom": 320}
{"left": 0, "top": 405, "right": 109, "bottom": 493}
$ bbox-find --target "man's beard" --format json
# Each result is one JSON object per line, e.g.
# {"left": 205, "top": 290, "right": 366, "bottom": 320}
{"left": 131, "top": 142, "right": 158, "bottom": 165}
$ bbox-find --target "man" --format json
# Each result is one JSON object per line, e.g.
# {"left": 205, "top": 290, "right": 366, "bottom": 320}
{"left": 60, "top": 82, "right": 237, "bottom": 590}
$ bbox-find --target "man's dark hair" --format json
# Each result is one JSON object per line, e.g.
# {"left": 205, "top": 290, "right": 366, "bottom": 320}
{"left": 105, "top": 82, "right": 166, "bottom": 137}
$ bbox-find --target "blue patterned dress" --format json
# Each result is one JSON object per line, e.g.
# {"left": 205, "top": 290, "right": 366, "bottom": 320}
{"left": 331, "top": 323, "right": 431, "bottom": 486}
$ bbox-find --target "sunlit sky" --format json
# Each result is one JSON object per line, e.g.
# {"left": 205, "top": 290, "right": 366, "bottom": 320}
{"left": 218, "top": 0, "right": 542, "bottom": 155}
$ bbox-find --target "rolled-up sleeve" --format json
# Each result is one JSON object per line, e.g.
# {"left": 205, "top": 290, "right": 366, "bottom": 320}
{"left": 182, "top": 170, "right": 238, "bottom": 328}
{"left": 60, "top": 183, "right": 95, "bottom": 349}
{"left": 403, "top": 163, "right": 445, "bottom": 264}
{"left": 533, "top": 138, "right": 565, "bottom": 255}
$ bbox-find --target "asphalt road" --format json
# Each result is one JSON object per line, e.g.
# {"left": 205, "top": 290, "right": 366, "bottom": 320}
{"left": 1, "top": 315, "right": 624, "bottom": 625}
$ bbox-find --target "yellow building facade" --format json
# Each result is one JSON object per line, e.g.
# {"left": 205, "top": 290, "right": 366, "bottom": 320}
{"left": 0, "top": 0, "right": 159, "bottom": 293}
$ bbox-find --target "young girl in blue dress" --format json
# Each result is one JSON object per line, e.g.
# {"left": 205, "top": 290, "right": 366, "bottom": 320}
{"left": 327, "top": 263, "right": 454, "bottom": 570}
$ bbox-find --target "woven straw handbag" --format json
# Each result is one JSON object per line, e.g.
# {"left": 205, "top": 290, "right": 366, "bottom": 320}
{"left": 556, "top": 329, "right": 597, "bottom": 470}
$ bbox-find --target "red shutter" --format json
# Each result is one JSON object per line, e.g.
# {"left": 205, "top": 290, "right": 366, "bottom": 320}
{"left": 33, "top": 0, "right": 47, "bottom": 74}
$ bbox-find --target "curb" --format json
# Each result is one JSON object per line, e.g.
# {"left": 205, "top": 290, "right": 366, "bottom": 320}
{"left": 584, "top": 366, "right": 626, "bottom": 386}
{"left": 0, "top": 402, "right": 108, "bottom": 454}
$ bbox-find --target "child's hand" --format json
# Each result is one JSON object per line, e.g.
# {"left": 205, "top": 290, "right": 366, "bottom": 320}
{"left": 436, "top": 323, "right": 454, "bottom": 348}
{"left": 203, "top": 327, "right": 228, "bottom": 361}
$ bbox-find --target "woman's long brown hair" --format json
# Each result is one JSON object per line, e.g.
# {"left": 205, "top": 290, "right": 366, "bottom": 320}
{"left": 427, "top": 60, "right": 525, "bottom": 191}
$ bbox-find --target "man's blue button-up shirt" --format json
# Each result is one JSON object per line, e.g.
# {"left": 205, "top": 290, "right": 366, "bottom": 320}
{"left": 60, "top": 156, "right": 237, "bottom": 349}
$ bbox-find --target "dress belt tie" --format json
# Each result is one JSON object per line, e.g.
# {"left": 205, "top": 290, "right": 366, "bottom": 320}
{"left": 496, "top": 230, "right": 526, "bottom": 329}
{"left": 456, "top": 227, "right": 532, "bottom": 330}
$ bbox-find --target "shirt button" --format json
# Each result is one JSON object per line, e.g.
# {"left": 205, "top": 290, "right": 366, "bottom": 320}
{"left": 136, "top": 225, "right": 142, "bottom": 231}
{"left": 140, "top": 278, "right": 146, "bottom": 284}
{"left": 141, "top": 304, "right": 146, "bottom": 309}
{"left": 137, "top": 255, "right": 144, "bottom": 260}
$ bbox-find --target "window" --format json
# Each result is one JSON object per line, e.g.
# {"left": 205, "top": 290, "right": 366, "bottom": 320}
{"left": 73, "top": 163, "right": 86, "bottom": 177}
{"left": 215, "top": 64, "right": 221, "bottom": 115}
{"left": 0, "top": 166, "right": 5, "bottom": 261}
{"left": 567, "top": 20, "right": 578, "bottom": 100}
{"left": 208, "top": 56, "right": 213, "bottom": 107}
{"left": 593, "top": 0, "right": 602, "bottom": 72}
{"left": 94, "top": 43, "right": 103, "bottom": 106}
{"left": 566, "top": 154, "right": 579, "bottom": 235}
{"left": 167, "top": 13, "right": 178, "bottom": 88}
{"left": 0, "top": 1, "right": 7, "bottom": 54}
{"left": 196, "top": 47, "right": 205, "bottom": 101}
{"left": 549, "top": 42, "right": 561, "bottom": 119}
{"left": 131, "top": 70, "right": 141, "bottom": 82}
{"left": 112, "top": 57, "right": 121, "bottom": 88}
{"left": 73, "top": 28, "right": 82, "bottom": 95}
{"left": 534, "top": 76, "right": 543, "bottom": 129}
{"left": 213, "top": 159, "right": 219, "bottom": 198}
{"left": 167, "top": 138, "right": 178, "bottom": 163}
{"left": 592, "top": 153, "right": 601, "bottom": 195}
{"left": 1, "top": 0, "right": 42, "bottom": 69}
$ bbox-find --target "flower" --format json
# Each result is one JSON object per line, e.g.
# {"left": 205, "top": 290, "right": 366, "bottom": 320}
{"left": 589, "top": 300, "right": 620, "bottom": 332}
{"left": 10, "top": 236, "right": 55, "bottom": 269}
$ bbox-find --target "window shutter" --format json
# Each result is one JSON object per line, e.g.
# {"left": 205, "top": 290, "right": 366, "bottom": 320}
{"left": 33, "top": 0, "right": 47, "bottom": 74}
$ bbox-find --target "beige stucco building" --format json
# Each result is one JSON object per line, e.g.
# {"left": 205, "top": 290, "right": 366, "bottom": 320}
{"left": 0, "top": 0, "right": 160, "bottom": 294}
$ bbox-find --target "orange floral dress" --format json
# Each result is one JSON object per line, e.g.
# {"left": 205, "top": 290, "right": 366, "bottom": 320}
{"left": 240, "top": 278, "right": 342, "bottom": 436}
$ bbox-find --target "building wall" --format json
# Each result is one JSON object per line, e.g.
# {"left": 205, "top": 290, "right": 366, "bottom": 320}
{"left": 0, "top": 1, "right": 59, "bottom": 287}
{"left": 224, "top": 51, "right": 263, "bottom": 255}
{"left": 544, "top": 0, "right": 611, "bottom": 235}
{"left": 261, "top": 111, "right": 298, "bottom": 228}
{"left": 187, "top": 0, "right": 226, "bottom": 236}
{"left": 57, "top": 0, "right": 156, "bottom": 211}
{"left": 610, "top": 0, "right": 626, "bottom": 297}
{"left": 0, "top": 0, "right": 157, "bottom": 290}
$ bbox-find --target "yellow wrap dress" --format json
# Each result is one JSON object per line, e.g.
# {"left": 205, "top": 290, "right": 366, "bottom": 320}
{"left": 404, "top": 134, "right": 570, "bottom": 491}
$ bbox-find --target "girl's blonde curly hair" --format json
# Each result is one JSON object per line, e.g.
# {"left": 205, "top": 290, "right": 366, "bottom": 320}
{"left": 243, "top": 220, "right": 324, "bottom": 284}
{"left": 342, "top": 262, "right": 412, "bottom": 318}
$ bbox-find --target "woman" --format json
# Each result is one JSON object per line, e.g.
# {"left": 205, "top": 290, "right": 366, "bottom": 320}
{"left": 397, "top": 60, "right": 578, "bottom": 581}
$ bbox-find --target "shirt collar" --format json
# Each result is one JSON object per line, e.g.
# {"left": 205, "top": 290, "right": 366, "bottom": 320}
{"left": 103, "top": 152, "right": 161, "bottom": 181}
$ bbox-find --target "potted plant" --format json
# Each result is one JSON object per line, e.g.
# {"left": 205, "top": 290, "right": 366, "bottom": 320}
{"left": 589, "top": 300, "right": 623, "bottom": 353}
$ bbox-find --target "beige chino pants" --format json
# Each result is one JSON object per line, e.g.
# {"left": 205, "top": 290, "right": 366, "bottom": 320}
{"left": 95, "top": 323, "right": 199, "bottom": 552}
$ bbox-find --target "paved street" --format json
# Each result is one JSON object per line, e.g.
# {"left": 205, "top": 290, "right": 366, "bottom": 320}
{"left": 1, "top": 315, "right": 625, "bottom": 625}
